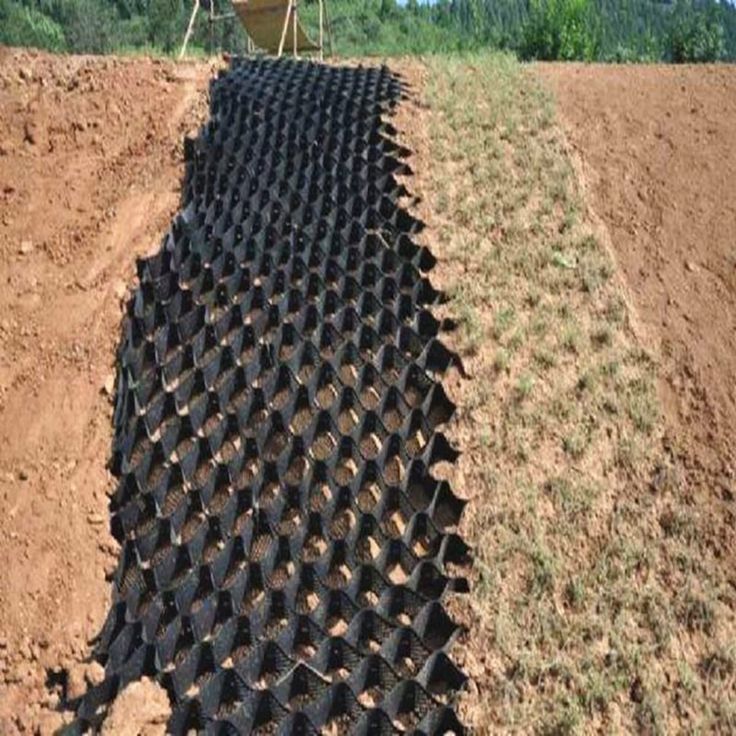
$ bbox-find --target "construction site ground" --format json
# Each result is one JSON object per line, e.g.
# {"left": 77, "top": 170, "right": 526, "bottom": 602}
{"left": 0, "top": 48, "right": 735, "bottom": 733}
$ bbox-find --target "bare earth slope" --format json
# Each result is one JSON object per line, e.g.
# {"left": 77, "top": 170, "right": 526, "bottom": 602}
{"left": 0, "top": 49, "right": 214, "bottom": 733}
{"left": 538, "top": 63, "right": 736, "bottom": 505}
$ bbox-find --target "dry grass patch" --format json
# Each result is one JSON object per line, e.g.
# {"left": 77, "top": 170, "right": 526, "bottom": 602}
{"left": 401, "top": 54, "right": 736, "bottom": 734}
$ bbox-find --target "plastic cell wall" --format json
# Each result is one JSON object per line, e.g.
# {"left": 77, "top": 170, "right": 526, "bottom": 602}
{"left": 72, "top": 58, "right": 470, "bottom": 735}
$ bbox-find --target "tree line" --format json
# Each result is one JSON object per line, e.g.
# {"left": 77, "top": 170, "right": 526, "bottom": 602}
{"left": 1, "top": 0, "right": 734, "bottom": 61}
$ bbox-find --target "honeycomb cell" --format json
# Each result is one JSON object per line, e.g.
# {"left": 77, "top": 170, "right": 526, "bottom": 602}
{"left": 71, "top": 57, "right": 469, "bottom": 735}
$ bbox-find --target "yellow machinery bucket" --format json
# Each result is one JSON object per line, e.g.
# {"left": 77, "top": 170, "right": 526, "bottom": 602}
{"left": 233, "top": 0, "right": 320, "bottom": 55}
{"left": 179, "top": 0, "right": 328, "bottom": 60}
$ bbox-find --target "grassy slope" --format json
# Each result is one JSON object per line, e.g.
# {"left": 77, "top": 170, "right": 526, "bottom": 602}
{"left": 409, "top": 54, "right": 736, "bottom": 733}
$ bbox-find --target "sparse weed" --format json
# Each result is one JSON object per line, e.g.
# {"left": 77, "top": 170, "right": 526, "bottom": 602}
{"left": 529, "top": 545, "right": 556, "bottom": 597}
{"left": 591, "top": 324, "right": 613, "bottom": 347}
{"left": 562, "top": 429, "right": 588, "bottom": 459}
{"left": 564, "top": 576, "right": 586, "bottom": 609}
{"left": 515, "top": 372, "right": 535, "bottom": 401}
{"left": 560, "top": 324, "right": 581, "bottom": 354}
{"left": 493, "top": 348, "right": 510, "bottom": 373}
{"left": 677, "top": 590, "right": 716, "bottom": 635}
{"left": 454, "top": 294, "right": 484, "bottom": 356}
{"left": 493, "top": 306, "right": 516, "bottom": 339}
{"left": 533, "top": 348, "right": 557, "bottom": 370}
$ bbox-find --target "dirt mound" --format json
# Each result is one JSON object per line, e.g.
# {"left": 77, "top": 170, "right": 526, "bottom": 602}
{"left": 538, "top": 63, "right": 736, "bottom": 502}
{"left": 0, "top": 48, "right": 217, "bottom": 733}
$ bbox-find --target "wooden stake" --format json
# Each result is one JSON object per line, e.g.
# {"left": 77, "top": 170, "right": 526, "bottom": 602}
{"left": 293, "top": 0, "right": 298, "bottom": 58}
{"left": 179, "top": 0, "right": 200, "bottom": 59}
{"left": 319, "top": 0, "right": 323, "bottom": 61}
{"left": 277, "top": 0, "right": 291, "bottom": 57}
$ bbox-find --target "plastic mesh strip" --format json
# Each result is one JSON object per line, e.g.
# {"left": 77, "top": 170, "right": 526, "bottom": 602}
{"left": 71, "top": 57, "right": 470, "bottom": 735}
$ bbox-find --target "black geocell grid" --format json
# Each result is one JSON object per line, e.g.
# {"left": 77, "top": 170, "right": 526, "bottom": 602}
{"left": 72, "top": 57, "right": 470, "bottom": 734}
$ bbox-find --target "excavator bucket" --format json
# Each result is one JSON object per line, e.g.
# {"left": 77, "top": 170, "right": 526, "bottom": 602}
{"left": 232, "top": 0, "right": 320, "bottom": 54}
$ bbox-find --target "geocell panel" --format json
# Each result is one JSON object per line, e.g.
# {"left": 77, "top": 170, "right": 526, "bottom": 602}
{"left": 69, "top": 57, "right": 470, "bottom": 735}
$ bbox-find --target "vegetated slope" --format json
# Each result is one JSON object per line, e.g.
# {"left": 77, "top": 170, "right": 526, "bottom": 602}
{"left": 397, "top": 54, "right": 735, "bottom": 733}
{"left": 0, "top": 49, "right": 215, "bottom": 734}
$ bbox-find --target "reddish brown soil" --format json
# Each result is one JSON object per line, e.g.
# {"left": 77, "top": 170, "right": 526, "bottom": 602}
{"left": 0, "top": 48, "right": 215, "bottom": 733}
{"left": 538, "top": 62, "right": 736, "bottom": 526}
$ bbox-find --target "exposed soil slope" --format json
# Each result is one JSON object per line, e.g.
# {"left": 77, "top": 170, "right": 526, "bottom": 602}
{"left": 0, "top": 48, "right": 215, "bottom": 733}
{"left": 539, "top": 63, "right": 736, "bottom": 510}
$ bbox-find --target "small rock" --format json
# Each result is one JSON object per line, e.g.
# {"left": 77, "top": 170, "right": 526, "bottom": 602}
{"left": 23, "top": 121, "right": 37, "bottom": 145}
{"left": 101, "top": 678, "right": 170, "bottom": 736}
{"left": 18, "top": 469, "right": 29, "bottom": 481}
{"left": 41, "top": 689, "right": 60, "bottom": 709}
{"left": 685, "top": 260, "right": 696, "bottom": 272}
{"left": 36, "top": 709, "right": 72, "bottom": 736}
{"left": 84, "top": 661, "right": 105, "bottom": 687}
{"left": 18, "top": 67, "right": 32, "bottom": 82}
{"left": 20, "top": 638, "right": 33, "bottom": 660}
{"left": 103, "top": 556, "right": 118, "bottom": 580}
{"left": 19, "top": 240, "right": 33, "bottom": 255}
{"left": 112, "top": 280, "right": 127, "bottom": 300}
{"left": 102, "top": 374, "right": 115, "bottom": 396}
{"left": 87, "top": 513, "right": 105, "bottom": 525}
{"left": 65, "top": 665, "right": 86, "bottom": 700}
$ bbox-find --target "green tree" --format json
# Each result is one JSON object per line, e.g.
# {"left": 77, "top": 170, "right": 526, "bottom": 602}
{"left": 520, "top": 0, "right": 601, "bottom": 60}
{"left": 148, "top": 0, "right": 183, "bottom": 52}
{"left": 0, "top": 0, "right": 66, "bottom": 50}
{"left": 379, "top": 0, "right": 396, "bottom": 21}
{"left": 56, "top": 0, "right": 120, "bottom": 53}
{"left": 667, "top": 0, "right": 725, "bottom": 62}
